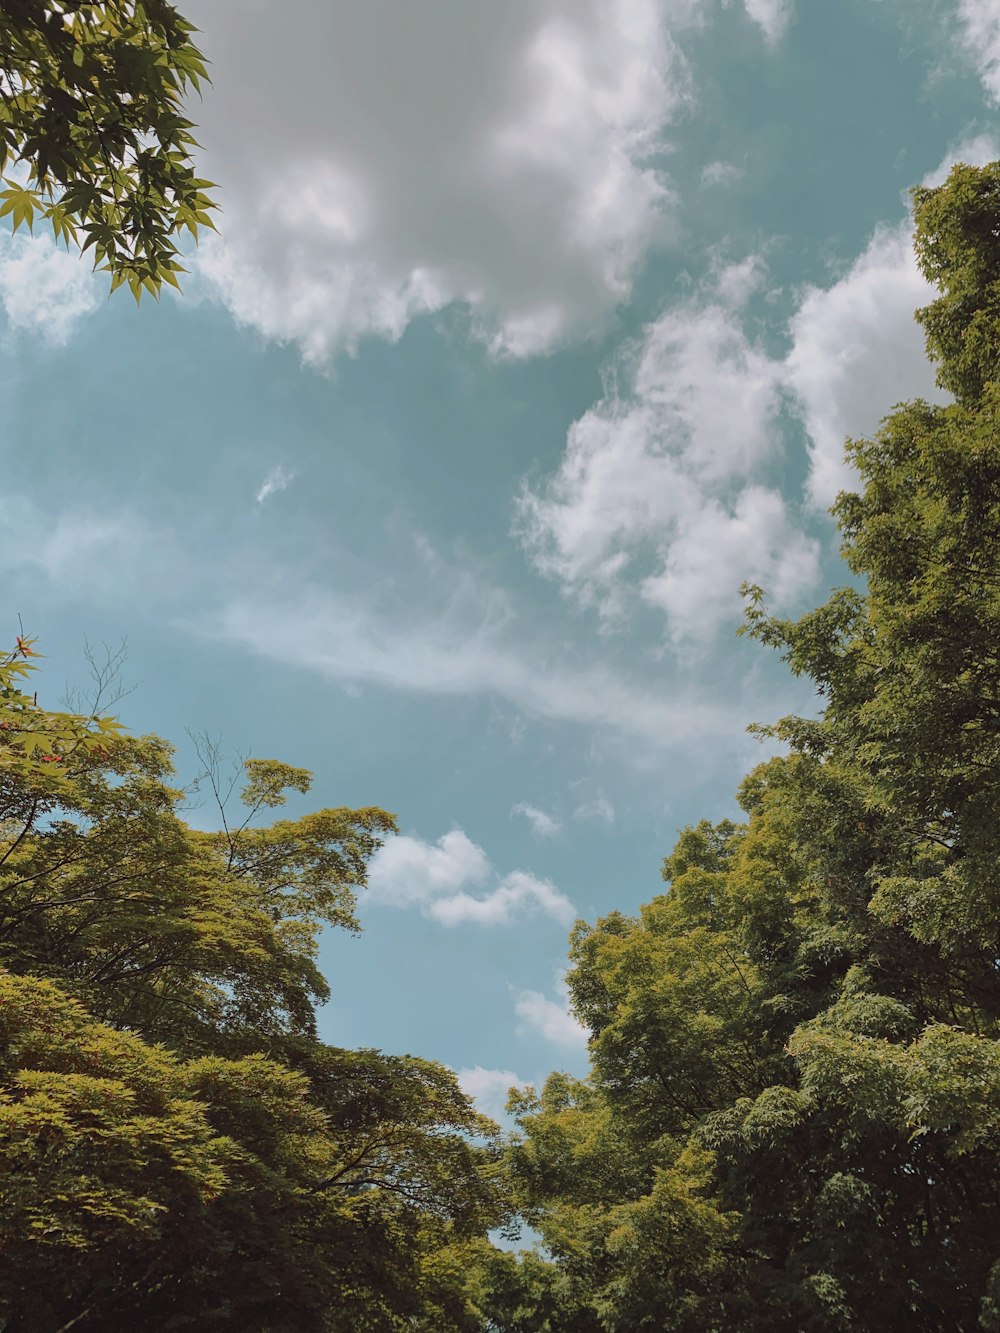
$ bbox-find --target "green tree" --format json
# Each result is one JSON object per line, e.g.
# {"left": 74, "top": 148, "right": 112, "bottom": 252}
{"left": 0, "top": 648, "right": 511, "bottom": 1329}
{"left": 500, "top": 160, "right": 1000, "bottom": 1332}
{"left": 0, "top": 0, "right": 216, "bottom": 299}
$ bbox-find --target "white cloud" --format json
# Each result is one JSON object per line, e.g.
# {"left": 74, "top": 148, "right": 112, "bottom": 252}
{"left": 185, "top": 0, "right": 695, "bottom": 362}
{"left": 517, "top": 260, "right": 818, "bottom": 641}
{"left": 512, "top": 802, "right": 561, "bottom": 837}
{"left": 367, "top": 829, "right": 574, "bottom": 928}
{"left": 0, "top": 488, "right": 755, "bottom": 760}
{"left": 783, "top": 136, "right": 998, "bottom": 508}
{"left": 640, "top": 485, "right": 820, "bottom": 638}
{"left": 255, "top": 465, "right": 296, "bottom": 505}
{"left": 368, "top": 829, "right": 490, "bottom": 908}
{"left": 513, "top": 973, "right": 588, "bottom": 1048}
{"left": 782, "top": 222, "right": 940, "bottom": 507}
{"left": 457, "top": 1066, "right": 531, "bottom": 1123}
{"left": 216, "top": 578, "right": 742, "bottom": 749}
{"left": 0, "top": 497, "right": 147, "bottom": 600}
{"left": 432, "top": 869, "right": 575, "bottom": 928}
{"left": 740, "top": 0, "right": 793, "bottom": 45}
{"left": 520, "top": 134, "right": 999, "bottom": 638}
{"left": 573, "top": 795, "right": 616, "bottom": 825}
{"left": 0, "top": 229, "right": 101, "bottom": 345}
{"left": 954, "top": 0, "right": 1000, "bottom": 102}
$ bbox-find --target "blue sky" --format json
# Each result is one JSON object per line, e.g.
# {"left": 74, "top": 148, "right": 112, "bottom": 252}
{"left": 1, "top": 0, "right": 998, "bottom": 1123}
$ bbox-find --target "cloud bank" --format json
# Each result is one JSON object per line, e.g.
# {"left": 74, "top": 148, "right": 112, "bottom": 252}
{"left": 186, "top": 0, "right": 694, "bottom": 362}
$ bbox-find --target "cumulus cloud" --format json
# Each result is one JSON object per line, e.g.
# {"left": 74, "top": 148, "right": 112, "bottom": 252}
{"left": 457, "top": 1066, "right": 531, "bottom": 1124}
{"left": 255, "top": 465, "right": 296, "bottom": 505}
{"left": 0, "top": 229, "right": 101, "bottom": 345}
{"left": 782, "top": 223, "right": 941, "bottom": 506}
{"left": 521, "top": 136, "right": 1000, "bottom": 639}
{"left": 517, "top": 258, "right": 818, "bottom": 641}
{"left": 184, "top": 0, "right": 696, "bottom": 363}
{"left": 367, "top": 829, "right": 574, "bottom": 927}
{"left": 512, "top": 802, "right": 561, "bottom": 837}
{"left": 513, "top": 972, "right": 588, "bottom": 1048}
{"left": 433, "top": 870, "right": 576, "bottom": 928}
{"left": 784, "top": 135, "right": 998, "bottom": 507}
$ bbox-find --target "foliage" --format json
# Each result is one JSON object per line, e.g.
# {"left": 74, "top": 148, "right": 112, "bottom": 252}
{"left": 0, "top": 654, "right": 510, "bottom": 1329}
{"left": 493, "top": 160, "right": 1000, "bottom": 1331}
{"left": 0, "top": 0, "right": 216, "bottom": 299}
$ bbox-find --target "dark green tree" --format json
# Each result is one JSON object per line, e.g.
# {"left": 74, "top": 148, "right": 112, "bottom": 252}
{"left": 499, "top": 160, "right": 1000, "bottom": 1332}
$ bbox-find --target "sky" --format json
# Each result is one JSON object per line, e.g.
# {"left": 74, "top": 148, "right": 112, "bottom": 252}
{"left": 1, "top": 0, "right": 999, "bottom": 1126}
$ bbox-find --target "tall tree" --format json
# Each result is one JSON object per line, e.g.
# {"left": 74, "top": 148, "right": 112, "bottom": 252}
{"left": 499, "top": 161, "right": 1000, "bottom": 1332}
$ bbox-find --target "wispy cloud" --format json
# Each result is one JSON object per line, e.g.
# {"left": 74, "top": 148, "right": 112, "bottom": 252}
{"left": 573, "top": 795, "right": 616, "bottom": 826}
{"left": 741, "top": 0, "right": 794, "bottom": 46}
{"left": 512, "top": 802, "right": 561, "bottom": 837}
{"left": 954, "top": 0, "right": 1000, "bottom": 102}
{"left": 255, "top": 465, "right": 296, "bottom": 505}
{"left": 367, "top": 829, "right": 575, "bottom": 928}
{"left": 215, "top": 581, "right": 743, "bottom": 751}
{"left": 700, "top": 160, "right": 744, "bottom": 188}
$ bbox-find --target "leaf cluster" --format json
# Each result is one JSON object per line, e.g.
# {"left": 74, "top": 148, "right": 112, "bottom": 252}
{"left": 0, "top": 0, "right": 217, "bottom": 298}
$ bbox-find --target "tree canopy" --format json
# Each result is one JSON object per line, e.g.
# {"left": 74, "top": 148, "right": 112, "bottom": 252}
{"left": 478, "top": 160, "right": 1000, "bottom": 1332}
{"left": 0, "top": 642, "right": 511, "bottom": 1330}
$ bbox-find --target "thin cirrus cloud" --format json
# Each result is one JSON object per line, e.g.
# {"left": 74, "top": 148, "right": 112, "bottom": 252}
{"left": 215, "top": 579, "right": 749, "bottom": 752}
{"left": 366, "top": 828, "right": 575, "bottom": 928}
{"left": 512, "top": 802, "right": 561, "bottom": 837}
{"left": 573, "top": 795, "right": 616, "bottom": 825}
{"left": 741, "top": 0, "right": 794, "bottom": 47}
{"left": 0, "top": 490, "right": 760, "bottom": 762}
{"left": 255, "top": 465, "right": 296, "bottom": 506}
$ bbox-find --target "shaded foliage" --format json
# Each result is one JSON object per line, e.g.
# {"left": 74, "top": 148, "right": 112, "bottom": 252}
{"left": 491, "top": 161, "right": 1000, "bottom": 1332}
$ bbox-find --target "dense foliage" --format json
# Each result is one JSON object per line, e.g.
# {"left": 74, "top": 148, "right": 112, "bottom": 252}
{"left": 0, "top": 0, "right": 216, "bottom": 298}
{"left": 0, "top": 641, "right": 510, "bottom": 1330}
{"left": 478, "top": 161, "right": 1000, "bottom": 1332}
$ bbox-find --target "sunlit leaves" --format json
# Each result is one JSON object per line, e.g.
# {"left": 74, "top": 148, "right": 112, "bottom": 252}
{"left": 0, "top": 1, "right": 217, "bottom": 298}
